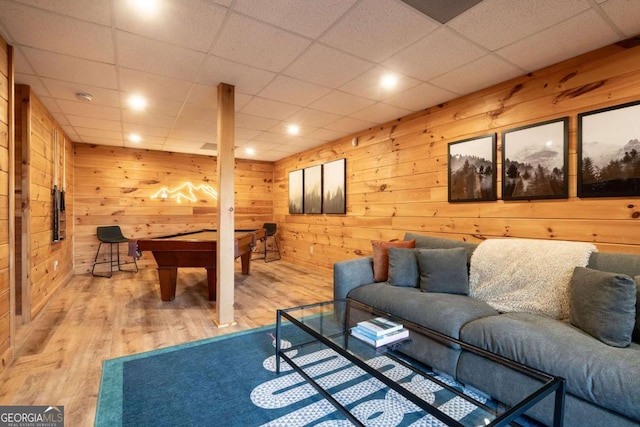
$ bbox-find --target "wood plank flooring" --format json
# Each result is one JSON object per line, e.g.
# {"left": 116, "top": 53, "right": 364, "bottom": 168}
{"left": 0, "top": 260, "right": 333, "bottom": 426}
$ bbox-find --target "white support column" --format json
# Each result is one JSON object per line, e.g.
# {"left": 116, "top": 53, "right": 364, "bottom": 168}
{"left": 215, "top": 83, "right": 236, "bottom": 327}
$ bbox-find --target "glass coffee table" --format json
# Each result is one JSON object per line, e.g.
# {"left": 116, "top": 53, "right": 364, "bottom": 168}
{"left": 276, "top": 298, "right": 565, "bottom": 427}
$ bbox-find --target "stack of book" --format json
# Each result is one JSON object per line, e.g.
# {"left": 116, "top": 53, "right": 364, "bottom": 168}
{"left": 351, "top": 316, "right": 409, "bottom": 347}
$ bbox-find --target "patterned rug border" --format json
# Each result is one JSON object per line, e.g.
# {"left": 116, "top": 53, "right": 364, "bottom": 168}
{"left": 95, "top": 325, "right": 276, "bottom": 427}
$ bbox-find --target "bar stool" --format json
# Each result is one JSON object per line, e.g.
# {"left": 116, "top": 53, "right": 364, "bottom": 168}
{"left": 91, "top": 226, "right": 139, "bottom": 277}
{"left": 263, "top": 223, "right": 281, "bottom": 262}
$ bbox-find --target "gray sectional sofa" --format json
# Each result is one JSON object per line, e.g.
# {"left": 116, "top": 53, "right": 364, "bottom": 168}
{"left": 333, "top": 233, "right": 640, "bottom": 427}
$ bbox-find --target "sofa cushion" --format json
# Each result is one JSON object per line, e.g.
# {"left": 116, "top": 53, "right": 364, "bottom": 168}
{"left": 570, "top": 267, "right": 636, "bottom": 347}
{"left": 460, "top": 312, "right": 640, "bottom": 421}
{"left": 371, "top": 239, "right": 416, "bottom": 282}
{"left": 404, "top": 232, "right": 477, "bottom": 264}
{"left": 348, "top": 282, "right": 499, "bottom": 340}
{"left": 417, "top": 248, "right": 469, "bottom": 295}
{"left": 387, "top": 247, "right": 419, "bottom": 287}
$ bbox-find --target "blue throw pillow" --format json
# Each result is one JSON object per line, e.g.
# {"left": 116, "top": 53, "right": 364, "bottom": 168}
{"left": 387, "top": 247, "right": 419, "bottom": 287}
{"left": 570, "top": 267, "right": 636, "bottom": 347}
{"left": 417, "top": 248, "right": 469, "bottom": 295}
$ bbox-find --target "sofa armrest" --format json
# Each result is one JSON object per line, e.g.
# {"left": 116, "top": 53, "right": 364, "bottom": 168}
{"left": 333, "top": 256, "right": 375, "bottom": 300}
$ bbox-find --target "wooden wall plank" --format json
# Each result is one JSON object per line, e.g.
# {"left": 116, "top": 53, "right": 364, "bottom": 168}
{"left": 273, "top": 41, "right": 640, "bottom": 273}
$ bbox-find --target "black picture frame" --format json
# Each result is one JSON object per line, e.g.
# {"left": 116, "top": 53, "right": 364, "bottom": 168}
{"left": 448, "top": 134, "right": 497, "bottom": 202}
{"left": 288, "top": 169, "right": 304, "bottom": 214}
{"left": 502, "top": 117, "right": 569, "bottom": 201}
{"left": 304, "top": 165, "right": 322, "bottom": 214}
{"left": 322, "top": 159, "right": 346, "bottom": 214}
{"left": 578, "top": 100, "right": 640, "bottom": 198}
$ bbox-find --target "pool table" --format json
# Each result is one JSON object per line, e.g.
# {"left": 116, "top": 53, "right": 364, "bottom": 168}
{"left": 137, "top": 228, "right": 266, "bottom": 301}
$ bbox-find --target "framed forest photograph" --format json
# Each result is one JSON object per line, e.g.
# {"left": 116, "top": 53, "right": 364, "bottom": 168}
{"left": 288, "top": 169, "right": 304, "bottom": 214}
{"left": 448, "top": 134, "right": 497, "bottom": 202}
{"left": 502, "top": 117, "right": 568, "bottom": 201}
{"left": 322, "top": 158, "right": 346, "bottom": 214}
{"left": 303, "top": 165, "right": 322, "bottom": 214}
{"left": 578, "top": 100, "right": 640, "bottom": 198}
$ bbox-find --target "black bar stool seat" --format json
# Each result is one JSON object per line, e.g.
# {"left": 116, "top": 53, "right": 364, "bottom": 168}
{"left": 91, "top": 226, "right": 139, "bottom": 277}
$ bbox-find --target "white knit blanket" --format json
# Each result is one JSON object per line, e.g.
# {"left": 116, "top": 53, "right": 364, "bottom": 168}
{"left": 469, "top": 238, "right": 597, "bottom": 320}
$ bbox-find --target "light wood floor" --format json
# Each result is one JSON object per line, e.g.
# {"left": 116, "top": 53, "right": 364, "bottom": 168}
{"left": 0, "top": 260, "right": 333, "bottom": 426}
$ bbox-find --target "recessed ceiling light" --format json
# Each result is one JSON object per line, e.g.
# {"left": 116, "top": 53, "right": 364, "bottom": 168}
{"left": 130, "top": 0, "right": 159, "bottom": 15}
{"left": 75, "top": 92, "right": 93, "bottom": 102}
{"left": 245, "top": 147, "right": 255, "bottom": 156}
{"left": 381, "top": 74, "right": 398, "bottom": 89}
{"left": 128, "top": 94, "right": 147, "bottom": 111}
{"left": 129, "top": 133, "right": 142, "bottom": 143}
{"left": 287, "top": 124, "right": 299, "bottom": 135}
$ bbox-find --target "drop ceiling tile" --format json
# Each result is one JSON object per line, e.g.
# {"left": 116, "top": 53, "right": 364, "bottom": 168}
{"left": 15, "top": 0, "right": 111, "bottom": 25}
{"left": 21, "top": 47, "right": 117, "bottom": 88}
{"left": 0, "top": 2, "right": 114, "bottom": 63}
{"left": 308, "top": 90, "right": 376, "bottom": 116}
{"left": 36, "top": 96, "right": 60, "bottom": 113}
{"left": 179, "top": 103, "right": 217, "bottom": 122}
{"left": 600, "top": 0, "right": 640, "bottom": 36}
{"left": 257, "top": 149, "right": 294, "bottom": 161}
{"left": 384, "top": 82, "right": 456, "bottom": 111}
{"left": 232, "top": 0, "right": 355, "bottom": 38}
{"left": 235, "top": 113, "right": 280, "bottom": 131}
{"left": 78, "top": 136, "right": 124, "bottom": 147}
{"left": 325, "top": 116, "right": 376, "bottom": 133}
{"left": 320, "top": 0, "right": 439, "bottom": 62}
{"left": 66, "top": 115, "right": 121, "bottom": 132}
{"left": 163, "top": 139, "right": 207, "bottom": 152}
{"left": 235, "top": 128, "right": 262, "bottom": 140}
{"left": 167, "top": 127, "right": 215, "bottom": 142}
{"left": 385, "top": 27, "right": 487, "bottom": 81}
{"left": 211, "top": 13, "right": 311, "bottom": 73}
{"left": 122, "top": 110, "right": 175, "bottom": 128}
{"left": 305, "top": 128, "right": 349, "bottom": 142}
{"left": 119, "top": 68, "right": 192, "bottom": 102}
{"left": 284, "top": 43, "right": 374, "bottom": 88}
{"left": 125, "top": 139, "right": 165, "bottom": 150}
{"left": 240, "top": 97, "right": 301, "bottom": 121}
{"left": 116, "top": 31, "right": 206, "bottom": 80}
{"left": 340, "top": 66, "right": 421, "bottom": 101}
{"left": 12, "top": 48, "right": 34, "bottom": 74}
{"left": 449, "top": 0, "right": 591, "bottom": 51}
{"left": 42, "top": 78, "right": 120, "bottom": 107}
{"left": 123, "top": 96, "right": 183, "bottom": 117}
{"left": 287, "top": 136, "right": 327, "bottom": 148}
{"left": 430, "top": 55, "right": 523, "bottom": 95}
{"left": 253, "top": 131, "right": 291, "bottom": 144}
{"left": 122, "top": 123, "right": 170, "bottom": 138}
{"left": 497, "top": 9, "right": 620, "bottom": 72}
{"left": 75, "top": 127, "right": 122, "bottom": 140}
{"left": 259, "top": 75, "right": 331, "bottom": 107}
{"left": 286, "top": 108, "right": 342, "bottom": 128}
{"left": 196, "top": 55, "right": 277, "bottom": 96}
{"left": 50, "top": 112, "right": 69, "bottom": 126}
{"left": 173, "top": 116, "right": 216, "bottom": 135}
{"left": 351, "top": 102, "right": 412, "bottom": 124}
{"left": 60, "top": 126, "right": 78, "bottom": 141}
{"left": 114, "top": 0, "right": 227, "bottom": 52}
{"left": 56, "top": 99, "right": 120, "bottom": 121}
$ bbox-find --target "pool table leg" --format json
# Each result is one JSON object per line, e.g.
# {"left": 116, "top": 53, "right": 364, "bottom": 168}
{"left": 206, "top": 267, "right": 217, "bottom": 301}
{"left": 157, "top": 267, "right": 178, "bottom": 301}
{"left": 240, "top": 252, "right": 251, "bottom": 275}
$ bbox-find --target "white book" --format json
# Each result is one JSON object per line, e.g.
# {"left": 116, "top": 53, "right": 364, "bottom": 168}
{"left": 357, "top": 317, "right": 403, "bottom": 337}
{"left": 351, "top": 327, "right": 409, "bottom": 348}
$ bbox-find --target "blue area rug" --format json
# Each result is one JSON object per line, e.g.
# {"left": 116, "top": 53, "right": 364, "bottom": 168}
{"left": 96, "top": 325, "right": 538, "bottom": 426}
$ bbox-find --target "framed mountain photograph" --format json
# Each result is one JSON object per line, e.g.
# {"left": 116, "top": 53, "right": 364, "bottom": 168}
{"left": 322, "top": 158, "right": 346, "bottom": 214}
{"left": 448, "top": 134, "right": 497, "bottom": 202}
{"left": 578, "top": 100, "right": 640, "bottom": 198}
{"left": 502, "top": 117, "right": 569, "bottom": 201}
{"left": 303, "top": 165, "right": 322, "bottom": 214}
{"left": 288, "top": 169, "right": 304, "bottom": 214}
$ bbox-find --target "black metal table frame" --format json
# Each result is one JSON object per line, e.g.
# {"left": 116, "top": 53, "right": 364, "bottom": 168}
{"left": 276, "top": 298, "right": 565, "bottom": 427}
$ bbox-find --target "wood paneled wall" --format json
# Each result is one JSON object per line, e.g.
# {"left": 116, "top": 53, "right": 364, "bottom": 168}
{"left": 73, "top": 144, "right": 274, "bottom": 274}
{"left": 274, "top": 40, "right": 640, "bottom": 273}
{"left": 15, "top": 85, "right": 74, "bottom": 321}
{"left": 0, "top": 35, "right": 13, "bottom": 373}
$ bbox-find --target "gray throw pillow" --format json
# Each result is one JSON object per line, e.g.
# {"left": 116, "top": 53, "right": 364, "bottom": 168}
{"left": 634, "top": 275, "right": 640, "bottom": 344}
{"left": 570, "top": 267, "right": 636, "bottom": 348}
{"left": 417, "top": 248, "right": 469, "bottom": 295}
{"left": 387, "top": 247, "right": 419, "bottom": 287}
